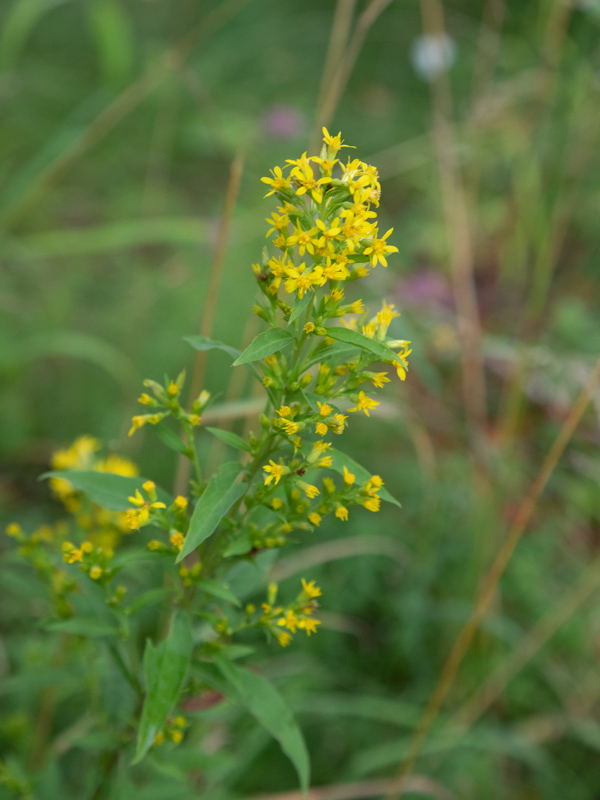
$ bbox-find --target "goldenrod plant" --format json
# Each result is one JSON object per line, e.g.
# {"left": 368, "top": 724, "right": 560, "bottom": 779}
{"left": 3, "top": 129, "right": 409, "bottom": 795}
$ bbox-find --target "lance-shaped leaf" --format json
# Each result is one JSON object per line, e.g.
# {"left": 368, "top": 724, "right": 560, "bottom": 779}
{"left": 325, "top": 326, "right": 404, "bottom": 365}
{"left": 184, "top": 335, "right": 241, "bottom": 361}
{"left": 288, "top": 291, "right": 313, "bottom": 325}
{"left": 176, "top": 462, "right": 246, "bottom": 563}
{"left": 195, "top": 578, "right": 240, "bottom": 607}
{"left": 213, "top": 654, "right": 310, "bottom": 793}
{"left": 151, "top": 423, "right": 188, "bottom": 455}
{"left": 40, "top": 470, "right": 172, "bottom": 512}
{"left": 206, "top": 427, "right": 252, "bottom": 453}
{"left": 44, "top": 618, "right": 120, "bottom": 638}
{"left": 328, "top": 448, "right": 401, "bottom": 507}
{"left": 233, "top": 328, "right": 294, "bottom": 366}
{"left": 133, "top": 611, "right": 193, "bottom": 764}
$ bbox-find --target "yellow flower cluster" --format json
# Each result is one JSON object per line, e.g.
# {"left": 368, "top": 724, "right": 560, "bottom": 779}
{"left": 248, "top": 579, "right": 322, "bottom": 647}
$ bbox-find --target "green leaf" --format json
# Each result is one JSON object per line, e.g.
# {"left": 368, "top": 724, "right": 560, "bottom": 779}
{"left": 40, "top": 470, "right": 172, "bottom": 512}
{"left": 232, "top": 328, "right": 294, "bottom": 366}
{"left": 325, "top": 326, "right": 402, "bottom": 365}
{"left": 176, "top": 462, "right": 246, "bottom": 562}
{"left": 134, "top": 611, "right": 193, "bottom": 764}
{"left": 151, "top": 423, "right": 187, "bottom": 455}
{"left": 184, "top": 335, "right": 241, "bottom": 362}
{"left": 206, "top": 427, "right": 251, "bottom": 453}
{"left": 328, "top": 449, "right": 401, "bottom": 507}
{"left": 195, "top": 578, "right": 240, "bottom": 607}
{"left": 126, "top": 588, "right": 173, "bottom": 615}
{"left": 44, "top": 618, "right": 119, "bottom": 638}
{"left": 223, "top": 531, "right": 253, "bottom": 557}
{"left": 213, "top": 654, "right": 310, "bottom": 793}
{"left": 288, "top": 291, "right": 312, "bottom": 325}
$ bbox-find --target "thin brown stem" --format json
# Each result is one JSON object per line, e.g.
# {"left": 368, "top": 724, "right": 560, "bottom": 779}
{"left": 173, "top": 147, "right": 246, "bottom": 495}
{"left": 385, "top": 353, "right": 600, "bottom": 797}
{"left": 316, "top": 0, "right": 396, "bottom": 136}
{"left": 420, "top": 0, "right": 486, "bottom": 428}
{"left": 310, "top": 0, "right": 356, "bottom": 153}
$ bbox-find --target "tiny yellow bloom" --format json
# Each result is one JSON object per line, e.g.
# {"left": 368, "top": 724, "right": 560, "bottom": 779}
{"left": 317, "top": 401, "right": 332, "bottom": 417}
{"left": 263, "top": 460, "right": 286, "bottom": 486}
{"left": 81, "top": 541, "right": 93, "bottom": 553}
{"left": 301, "top": 578, "right": 322, "bottom": 598}
{"left": 299, "top": 617, "right": 321, "bottom": 636}
{"left": 270, "top": 497, "right": 283, "bottom": 510}
{"left": 335, "top": 506, "right": 349, "bottom": 521}
{"left": 348, "top": 391, "right": 380, "bottom": 417}
{"left": 308, "top": 512, "right": 322, "bottom": 526}
{"left": 171, "top": 730, "right": 183, "bottom": 744}
{"left": 261, "top": 165, "right": 291, "bottom": 197}
{"left": 175, "top": 716, "right": 186, "bottom": 729}
{"left": 277, "top": 631, "right": 292, "bottom": 647}
{"left": 343, "top": 466, "right": 355, "bottom": 485}
{"left": 362, "top": 229, "right": 398, "bottom": 267}
{"left": 170, "top": 531, "right": 185, "bottom": 551}
{"left": 90, "top": 566, "right": 103, "bottom": 580}
{"left": 175, "top": 496, "right": 188, "bottom": 510}
{"left": 154, "top": 732, "right": 164, "bottom": 746}
{"left": 6, "top": 523, "right": 22, "bottom": 538}
{"left": 363, "top": 496, "right": 381, "bottom": 512}
{"left": 304, "top": 322, "right": 315, "bottom": 334}
{"left": 315, "top": 422, "right": 328, "bottom": 436}
{"left": 278, "top": 610, "right": 300, "bottom": 633}
{"left": 167, "top": 381, "right": 179, "bottom": 397}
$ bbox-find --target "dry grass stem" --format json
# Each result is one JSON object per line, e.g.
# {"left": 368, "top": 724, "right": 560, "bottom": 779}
{"left": 270, "top": 534, "right": 409, "bottom": 582}
{"left": 240, "top": 774, "right": 456, "bottom": 800}
{"left": 385, "top": 353, "right": 600, "bottom": 797}
{"left": 0, "top": 0, "right": 252, "bottom": 233}
{"left": 316, "top": 0, "right": 396, "bottom": 136}
{"left": 310, "top": 0, "right": 356, "bottom": 153}
{"left": 419, "top": 0, "right": 486, "bottom": 428}
{"left": 174, "top": 147, "right": 245, "bottom": 495}
{"left": 450, "top": 551, "right": 600, "bottom": 734}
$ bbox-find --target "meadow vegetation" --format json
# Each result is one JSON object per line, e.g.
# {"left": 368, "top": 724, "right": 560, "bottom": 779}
{"left": 2, "top": 1, "right": 600, "bottom": 798}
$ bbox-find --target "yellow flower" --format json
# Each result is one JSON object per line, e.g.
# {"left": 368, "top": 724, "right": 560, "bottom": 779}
{"left": 332, "top": 413, "right": 347, "bottom": 434}
{"left": 298, "top": 617, "right": 321, "bottom": 636}
{"left": 301, "top": 578, "right": 322, "bottom": 598}
{"left": 298, "top": 482, "right": 320, "bottom": 499}
{"left": 343, "top": 466, "right": 355, "bottom": 485}
{"left": 276, "top": 405, "right": 293, "bottom": 418}
{"left": 335, "top": 506, "right": 349, "bottom": 521}
{"left": 167, "top": 381, "right": 179, "bottom": 397}
{"left": 348, "top": 391, "right": 380, "bottom": 417}
{"left": 318, "top": 456, "right": 332, "bottom": 468}
{"left": 317, "top": 401, "right": 332, "bottom": 417}
{"left": 271, "top": 497, "right": 283, "bottom": 510}
{"left": 308, "top": 512, "right": 321, "bottom": 526}
{"left": 315, "top": 422, "right": 328, "bottom": 436}
{"left": 280, "top": 419, "right": 300, "bottom": 436}
{"left": 370, "top": 372, "right": 390, "bottom": 388}
{"left": 363, "top": 229, "right": 399, "bottom": 267}
{"left": 304, "top": 322, "right": 315, "bottom": 333}
{"left": 175, "top": 496, "right": 188, "bottom": 510}
{"left": 263, "top": 461, "right": 286, "bottom": 486}
{"left": 286, "top": 223, "right": 318, "bottom": 255}
{"left": 278, "top": 610, "right": 300, "bottom": 633}
{"left": 284, "top": 263, "right": 326, "bottom": 298}
{"left": 363, "top": 495, "right": 381, "bottom": 512}
{"left": 6, "top": 523, "right": 22, "bottom": 538}
{"left": 171, "top": 730, "right": 183, "bottom": 744}
{"left": 81, "top": 541, "right": 93, "bottom": 553}
{"left": 261, "top": 165, "right": 291, "bottom": 197}
{"left": 277, "top": 632, "right": 292, "bottom": 647}
{"left": 90, "top": 566, "right": 103, "bottom": 580}
{"left": 170, "top": 531, "right": 185, "bottom": 551}
{"left": 322, "top": 127, "right": 354, "bottom": 155}
{"left": 66, "top": 548, "right": 83, "bottom": 564}
{"left": 147, "top": 540, "right": 161, "bottom": 551}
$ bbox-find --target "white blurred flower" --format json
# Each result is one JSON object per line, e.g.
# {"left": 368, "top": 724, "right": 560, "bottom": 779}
{"left": 410, "top": 33, "right": 457, "bottom": 82}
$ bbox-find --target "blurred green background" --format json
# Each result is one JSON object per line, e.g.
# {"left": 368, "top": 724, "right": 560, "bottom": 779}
{"left": 3, "top": 0, "right": 600, "bottom": 797}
